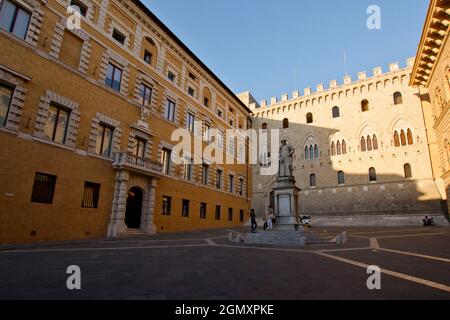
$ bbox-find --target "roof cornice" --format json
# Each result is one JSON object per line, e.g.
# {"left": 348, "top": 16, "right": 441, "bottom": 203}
{"left": 410, "top": 0, "right": 450, "bottom": 87}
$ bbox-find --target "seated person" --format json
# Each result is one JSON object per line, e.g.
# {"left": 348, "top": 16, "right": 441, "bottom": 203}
{"left": 423, "top": 216, "right": 434, "bottom": 226}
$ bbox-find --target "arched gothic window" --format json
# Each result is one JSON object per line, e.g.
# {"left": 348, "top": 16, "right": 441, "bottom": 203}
{"left": 393, "top": 92, "right": 403, "bottom": 105}
{"left": 407, "top": 129, "right": 414, "bottom": 145}
{"left": 331, "top": 141, "right": 336, "bottom": 156}
{"left": 337, "top": 141, "right": 341, "bottom": 155}
{"left": 361, "top": 136, "right": 366, "bottom": 152}
{"left": 404, "top": 163, "right": 412, "bottom": 178}
{"left": 400, "top": 130, "right": 407, "bottom": 146}
{"left": 394, "top": 131, "right": 400, "bottom": 147}
{"left": 369, "top": 167, "right": 377, "bottom": 182}
{"left": 338, "top": 171, "right": 345, "bottom": 185}
{"left": 372, "top": 135, "right": 379, "bottom": 150}
{"left": 361, "top": 99, "right": 369, "bottom": 112}
{"left": 342, "top": 140, "right": 347, "bottom": 154}
{"left": 367, "top": 136, "right": 373, "bottom": 151}
{"left": 310, "top": 174, "right": 316, "bottom": 187}
{"left": 332, "top": 106, "right": 340, "bottom": 118}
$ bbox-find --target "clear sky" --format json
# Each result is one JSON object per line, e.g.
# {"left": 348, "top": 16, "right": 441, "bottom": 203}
{"left": 142, "top": 0, "right": 428, "bottom": 102}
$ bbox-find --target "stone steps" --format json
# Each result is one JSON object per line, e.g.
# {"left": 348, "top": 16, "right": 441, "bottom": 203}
{"left": 229, "top": 230, "right": 347, "bottom": 247}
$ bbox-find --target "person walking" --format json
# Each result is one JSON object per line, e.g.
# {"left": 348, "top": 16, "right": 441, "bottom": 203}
{"left": 250, "top": 209, "right": 257, "bottom": 233}
{"left": 267, "top": 206, "right": 275, "bottom": 230}
{"left": 263, "top": 212, "right": 268, "bottom": 231}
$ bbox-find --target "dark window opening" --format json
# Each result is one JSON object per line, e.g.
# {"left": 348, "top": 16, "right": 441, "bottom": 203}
{"left": 332, "top": 106, "right": 340, "bottom": 118}
{"left": 200, "top": 202, "right": 207, "bottom": 219}
{"left": 82, "top": 182, "right": 100, "bottom": 208}
{"left": 182, "top": 199, "right": 190, "bottom": 217}
{"left": 369, "top": 167, "right": 377, "bottom": 182}
{"left": 310, "top": 174, "right": 316, "bottom": 187}
{"left": 215, "top": 205, "right": 221, "bottom": 220}
{"left": 31, "top": 172, "right": 56, "bottom": 204}
{"left": 70, "top": 0, "right": 87, "bottom": 17}
{"left": 404, "top": 163, "right": 412, "bottom": 179}
{"left": 112, "top": 29, "right": 126, "bottom": 45}
{"left": 143, "top": 50, "right": 152, "bottom": 64}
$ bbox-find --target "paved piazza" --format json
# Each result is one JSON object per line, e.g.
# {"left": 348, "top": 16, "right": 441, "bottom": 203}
{"left": 0, "top": 227, "right": 449, "bottom": 300}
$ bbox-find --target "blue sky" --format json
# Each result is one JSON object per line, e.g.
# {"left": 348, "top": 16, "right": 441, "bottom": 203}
{"left": 142, "top": 0, "right": 428, "bottom": 102}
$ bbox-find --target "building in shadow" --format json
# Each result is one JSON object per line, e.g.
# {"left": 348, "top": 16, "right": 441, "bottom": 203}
{"left": 241, "top": 59, "right": 448, "bottom": 225}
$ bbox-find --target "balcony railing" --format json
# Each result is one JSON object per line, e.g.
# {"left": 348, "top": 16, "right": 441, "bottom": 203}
{"left": 113, "top": 152, "right": 163, "bottom": 175}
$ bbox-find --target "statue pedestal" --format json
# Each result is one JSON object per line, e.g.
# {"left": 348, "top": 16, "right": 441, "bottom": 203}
{"left": 273, "top": 177, "right": 301, "bottom": 231}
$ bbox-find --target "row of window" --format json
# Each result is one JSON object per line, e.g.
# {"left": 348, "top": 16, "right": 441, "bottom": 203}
{"left": 308, "top": 164, "right": 413, "bottom": 187}
{"left": 0, "top": 0, "right": 242, "bottom": 133}
{"left": 0, "top": 80, "right": 246, "bottom": 191}
{"left": 30, "top": 171, "right": 246, "bottom": 223}
{"left": 307, "top": 130, "right": 415, "bottom": 160}
{"left": 360, "top": 135, "right": 379, "bottom": 152}
{"left": 162, "top": 197, "right": 245, "bottom": 222}
{"left": 161, "top": 148, "right": 246, "bottom": 194}
{"left": 266, "top": 93, "right": 405, "bottom": 128}
{"left": 331, "top": 140, "right": 347, "bottom": 156}
{"left": 31, "top": 172, "right": 101, "bottom": 208}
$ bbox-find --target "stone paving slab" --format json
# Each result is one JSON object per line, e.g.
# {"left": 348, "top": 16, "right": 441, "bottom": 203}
{"left": 329, "top": 248, "right": 450, "bottom": 287}
{"left": 0, "top": 246, "right": 449, "bottom": 300}
{"left": 0, "top": 227, "right": 449, "bottom": 299}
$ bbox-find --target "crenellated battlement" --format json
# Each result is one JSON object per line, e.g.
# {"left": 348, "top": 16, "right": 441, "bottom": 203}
{"left": 254, "top": 57, "right": 415, "bottom": 110}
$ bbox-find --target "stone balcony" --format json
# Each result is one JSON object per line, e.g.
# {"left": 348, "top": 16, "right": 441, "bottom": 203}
{"left": 112, "top": 152, "right": 163, "bottom": 177}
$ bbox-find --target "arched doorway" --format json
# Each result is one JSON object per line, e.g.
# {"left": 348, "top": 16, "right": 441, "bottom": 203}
{"left": 125, "top": 187, "right": 143, "bottom": 229}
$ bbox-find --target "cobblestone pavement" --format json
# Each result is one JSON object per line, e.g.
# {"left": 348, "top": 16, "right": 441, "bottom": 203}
{"left": 0, "top": 226, "right": 449, "bottom": 299}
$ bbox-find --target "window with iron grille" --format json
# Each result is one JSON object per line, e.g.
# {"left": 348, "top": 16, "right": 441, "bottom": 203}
{"left": 215, "top": 205, "right": 221, "bottom": 220}
{"left": 31, "top": 172, "right": 57, "bottom": 204}
{"left": 239, "top": 210, "right": 244, "bottom": 222}
{"left": 82, "top": 182, "right": 100, "bottom": 208}
{"left": 182, "top": 199, "right": 190, "bottom": 217}
{"left": 228, "top": 208, "right": 233, "bottom": 221}
{"left": 200, "top": 202, "right": 207, "bottom": 219}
